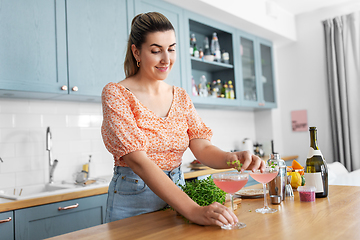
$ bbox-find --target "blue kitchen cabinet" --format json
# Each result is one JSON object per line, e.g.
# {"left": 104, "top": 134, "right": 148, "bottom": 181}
{"left": 0, "top": 0, "right": 132, "bottom": 100}
{"left": 14, "top": 194, "right": 107, "bottom": 240}
{"left": 183, "top": 11, "right": 241, "bottom": 108}
{"left": 133, "top": 0, "right": 185, "bottom": 88}
{"left": 64, "top": 0, "right": 132, "bottom": 99}
{"left": 0, "top": 0, "right": 67, "bottom": 97}
{"left": 0, "top": 211, "right": 14, "bottom": 240}
{"left": 236, "top": 30, "right": 277, "bottom": 109}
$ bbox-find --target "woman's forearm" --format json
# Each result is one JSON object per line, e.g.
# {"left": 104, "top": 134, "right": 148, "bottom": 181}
{"left": 189, "top": 139, "right": 265, "bottom": 172}
{"left": 189, "top": 139, "right": 230, "bottom": 169}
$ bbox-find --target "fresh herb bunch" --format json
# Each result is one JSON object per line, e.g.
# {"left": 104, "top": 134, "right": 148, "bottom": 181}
{"left": 227, "top": 160, "right": 243, "bottom": 172}
{"left": 178, "top": 176, "right": 227, "bottom": 207}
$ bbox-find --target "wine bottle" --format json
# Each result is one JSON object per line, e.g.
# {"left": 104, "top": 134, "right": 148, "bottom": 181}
{"left": 305, "top": 126, "right": 328, "bottom": 198}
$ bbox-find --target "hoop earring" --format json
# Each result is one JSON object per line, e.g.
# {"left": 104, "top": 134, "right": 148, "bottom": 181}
{"left": 136, "top": 61, "right": 140, "bottom": 68}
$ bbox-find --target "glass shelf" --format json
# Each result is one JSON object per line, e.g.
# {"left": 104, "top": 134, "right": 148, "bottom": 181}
{"left": 190, "top": 57, "right": 233, "bottom": 72}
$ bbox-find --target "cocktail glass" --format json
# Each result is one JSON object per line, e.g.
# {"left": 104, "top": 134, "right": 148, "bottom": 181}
{"left": 212, "top": 172, "right": 249, "bottom": 230}
{"left": 250, "top": 166, "right": 279, "bottom": 214}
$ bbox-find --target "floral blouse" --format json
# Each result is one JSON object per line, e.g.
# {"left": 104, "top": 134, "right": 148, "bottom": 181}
{"left": 101, "top": 82, "right": 213, "bottom": 171}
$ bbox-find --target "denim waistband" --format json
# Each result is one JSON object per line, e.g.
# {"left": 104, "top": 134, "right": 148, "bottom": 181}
{"left": 113, "top": 165, "right": 182, "bottom": 178}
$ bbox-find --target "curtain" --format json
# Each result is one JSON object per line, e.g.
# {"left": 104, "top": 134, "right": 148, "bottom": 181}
{"left": 323, "top": 12, "right": 360, "bottom": 172}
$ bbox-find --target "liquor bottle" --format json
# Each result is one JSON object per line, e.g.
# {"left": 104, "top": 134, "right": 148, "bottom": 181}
{"left": 203, "top": 37, "right": 211, "bottom": 56}
{"left": 305, "top": 126, "right": 328, "bottom": 198}
{"left": 211, "top": 80, "right": 218, "bottom": 98}
{"left": 191, "top": 76, "right": 198, "bottom": 96}
{"left": 190, "top": 33, "right": 196, "bottom": 56}
{"left": 222, "top": 83, "right": 228, "bottom": 98}
{"left": 199, "top": 48, "right": 204, "bottom": 59}
{"left": 228, "top": 81, "right": 235, "bottom": 100}
{"left": 211, "top": 32, "right": 221, "bottom": 62}
{"left": 199, "top": 75, "right": 208, "bottom": 97}
{"left": 193, "top": 43, "right": 199, "bottom": 58}
{"left": 216, "top": 79, "right": 222, "bottom": 98}
{"left": 222, "top": 50, "right": 229, "bottom": 64}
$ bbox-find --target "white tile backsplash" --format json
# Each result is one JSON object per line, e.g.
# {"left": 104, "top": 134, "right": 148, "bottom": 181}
{"left": 0, "top": 98, "right": 113, "bottom": 189}
{"left": 0, "top": 98, "right": 259, "bottom": 189}
{"left": 0, "top": 114, "right": 15, "bottom": 128}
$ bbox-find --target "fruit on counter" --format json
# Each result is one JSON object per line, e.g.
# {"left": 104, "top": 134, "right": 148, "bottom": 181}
{"left": 292, "top": 160, "right": 304, "bottom": 169}
{"left": 301, "top": 175, "right": 305, "bottom": 186}
{"left": 291, "top": 160, "right": 304, "bottom": 175}
{"left": 288, "top": 172, "right": 302, "bottom": 189}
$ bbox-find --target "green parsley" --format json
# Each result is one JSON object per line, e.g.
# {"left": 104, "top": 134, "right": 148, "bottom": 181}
{"left": 227, "top": 160, "right": 243, "bottom": 172}
{"left": 178, "top": 176, "right": 226, "bottom": 207}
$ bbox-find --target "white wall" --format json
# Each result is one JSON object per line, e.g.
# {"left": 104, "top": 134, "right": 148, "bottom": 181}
{"left": 0, "top": 98, "right": 257, "bottom": 189}
{"left": 275, "top": 2, "right": 360, "bottom": 166}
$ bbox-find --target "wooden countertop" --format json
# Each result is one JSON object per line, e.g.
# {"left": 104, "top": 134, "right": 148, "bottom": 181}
{"left": 48, "top": 184, "right": 360, "bottom": 240}
{"left": 0, "top": 186, "right": 108, "bottom": 212}
{"left": 184, "top": 155, "right": 298, "bottom": 179}
{"left": 1, "top": 155, "right": 298, "bottom": 212}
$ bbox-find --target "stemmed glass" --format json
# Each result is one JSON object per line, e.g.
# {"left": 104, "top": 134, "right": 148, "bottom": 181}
{"left": 250, "top": 166, "right": 279, "bottom": 214}
{"left": 212, "top": 172, "right": 249, "bottom": 230}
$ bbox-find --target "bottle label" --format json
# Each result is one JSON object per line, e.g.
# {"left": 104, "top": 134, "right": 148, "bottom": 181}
{"left": 304, "top": 173, "right": 324, "bottom": 193}
{"left": 307, "top": 147, "right": 323, "bottom": 158}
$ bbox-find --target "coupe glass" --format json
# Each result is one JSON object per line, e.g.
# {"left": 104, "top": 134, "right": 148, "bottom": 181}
{"left": 250, "top": 166, "right": 279, "bottom": 214}
{"left": 212, "top": 172, "right": 249, "bottom": 230}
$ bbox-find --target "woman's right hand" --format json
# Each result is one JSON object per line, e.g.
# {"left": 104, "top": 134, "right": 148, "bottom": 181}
{"left": 187, "top": 202, "right": 238, "bottom": 226}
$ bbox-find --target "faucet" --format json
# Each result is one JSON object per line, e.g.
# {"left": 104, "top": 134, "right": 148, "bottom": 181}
{"left": 46, "top": 127, "right": 58, "bottom": 184}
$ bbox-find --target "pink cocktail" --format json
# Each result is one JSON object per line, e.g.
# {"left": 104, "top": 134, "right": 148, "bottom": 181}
{"left": 250, "top": 168, "right": 279, "bottom": 214}
{"left": 212, "top": 172, "right": 249, "bottom": 230}
{"left": 213, "top": 178, "right": 248, "bottom": 194}
{"left": 250, "top": 172, "right": 277, "bottom": 184}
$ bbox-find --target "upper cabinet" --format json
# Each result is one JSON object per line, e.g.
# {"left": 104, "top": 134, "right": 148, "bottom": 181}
{"left": 0, "top": 0, "right": 131, "bottom": 100}
{"left": 237, "top": 31, "right": 277, "bottom": 108}
{"left": 0, "top": 0, "right": 276, "bottom": 108}
{"left": 0, "top": 0, "right": 68, "bottom": 97}
{"left": 183, "top": 11, "right": 240, "bottom": 107}
{"left": 133, "top": 0, "right": 185, "bottom": 88}
{"left": 65, "top": 0, "right": 130, "bottom": 98}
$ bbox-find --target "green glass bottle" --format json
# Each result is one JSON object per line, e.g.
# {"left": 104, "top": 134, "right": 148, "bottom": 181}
{"left": 305, "top": 126, "right": 328, "bottom": 198}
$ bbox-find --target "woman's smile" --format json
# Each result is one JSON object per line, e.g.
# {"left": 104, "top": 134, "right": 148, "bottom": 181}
{"left": 156, "top": 66, "right": 169, "bottom": 72}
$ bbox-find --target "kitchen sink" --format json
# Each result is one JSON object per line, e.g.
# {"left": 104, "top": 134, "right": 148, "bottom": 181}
{"left": 0, "top": 176, "right": 112, "bottom": 201}
{"left": 0, "top": 183, "right": 75, "bottom": 200}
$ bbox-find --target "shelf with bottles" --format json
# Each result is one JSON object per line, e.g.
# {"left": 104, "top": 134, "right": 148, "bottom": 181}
{"left": 188, "top": 19, "right": 234, "bottom": 67}
{"left": 186, "top": 14, "right": 239, "bottom": 106}
{"left": 191, "top": 75, "right": 236, "bottom": 100}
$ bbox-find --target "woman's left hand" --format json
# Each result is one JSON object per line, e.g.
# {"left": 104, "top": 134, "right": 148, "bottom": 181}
{"left": 226, "top": 151, "right": 266, "bottom": 172}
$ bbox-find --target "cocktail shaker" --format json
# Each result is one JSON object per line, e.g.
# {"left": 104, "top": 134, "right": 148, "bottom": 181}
{"left": 267, "top": 153, "right": 287, "bottom": 201}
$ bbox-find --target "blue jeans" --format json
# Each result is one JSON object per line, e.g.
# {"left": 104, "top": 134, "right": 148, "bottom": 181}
{"left": 105, "top": 166, "right": 185, "bottom": 222}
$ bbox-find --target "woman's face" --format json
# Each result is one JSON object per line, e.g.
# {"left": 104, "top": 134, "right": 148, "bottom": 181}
{"left": 133, "top": 30, "right": 176, "bottom": 81}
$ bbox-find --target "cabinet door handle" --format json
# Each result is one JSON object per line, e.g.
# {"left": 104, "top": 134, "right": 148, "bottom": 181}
{"left": 58, "top": 203, "right": 79, "bottom": 211}
{"left": 0, "top": 217, "right": 12, "bottom": 224}
{"left": 72, "top": 86, "right": 79, "bottom": 92}
{"left": 61, "top": 85, "right": 68, "bottom": 91}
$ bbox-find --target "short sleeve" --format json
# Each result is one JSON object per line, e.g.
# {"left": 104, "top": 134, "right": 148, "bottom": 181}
{"left": 101, "top": 83, "right": 148, "bottom": 159}
{"left": 180, "top": 89, "right": 213, "bottom": 141}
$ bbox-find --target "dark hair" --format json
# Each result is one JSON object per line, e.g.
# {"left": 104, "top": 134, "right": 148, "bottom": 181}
{"left": 124, "top": 12, "right": 175, "bottom": 78}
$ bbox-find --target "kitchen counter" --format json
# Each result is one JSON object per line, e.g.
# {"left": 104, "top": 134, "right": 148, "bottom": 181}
{"left": 48, "top": 184, "right": 360, "bottom": 240}
{"left": 183, "top": 155, "right": 298, "bottom": 179}
{"left": 0, "top": 155, "right": 298, "bottom": 212}
{"left": 0, "top": 183, "right": 109, "bottom": 213}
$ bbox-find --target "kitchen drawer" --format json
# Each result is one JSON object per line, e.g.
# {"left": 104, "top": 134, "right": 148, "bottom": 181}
{"left": 0, "top": 211, "right": 14, "bottom": 240}
{"left": 15, "top": 194, "right": 107, "bottom": 240}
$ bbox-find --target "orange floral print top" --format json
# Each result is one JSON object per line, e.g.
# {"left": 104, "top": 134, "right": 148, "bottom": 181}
{"left": 101, "top": 82, "right": 213, "bottom": 171}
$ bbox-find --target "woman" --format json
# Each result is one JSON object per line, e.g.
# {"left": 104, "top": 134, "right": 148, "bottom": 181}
{"left": 101, "top": 12, "right": 265, "bottom": 226}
